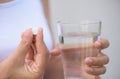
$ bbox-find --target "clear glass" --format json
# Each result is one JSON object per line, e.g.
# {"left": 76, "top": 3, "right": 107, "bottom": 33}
{"left": 57, "top": 20, "right": 101, "bottom": 79}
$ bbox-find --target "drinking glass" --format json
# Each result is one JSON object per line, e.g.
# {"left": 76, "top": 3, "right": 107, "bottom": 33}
{"left": 57, "top": 20, "right": 101, "bottom": 79}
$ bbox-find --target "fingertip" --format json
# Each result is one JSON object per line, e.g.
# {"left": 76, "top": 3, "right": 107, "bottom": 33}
{"left": 22, "top": 28, "right": 33, "bottom": 42}
{"left": 36, "top": 27, "right": 43, "bottom": 41}
{"left": 50, "top": 49, "right": 60, "bottom": 56}
{"left": 100, "top": 53, "right": 110, "bottom": 65}
{"left": 38, "top": 27, "right": 43, "bottom": 34}
{"left": 104, "top": 39, "right": 110, "bottom": 48}
{"left": 85, "top": 57, "right": 93, "bottom": 66}
{"left": 99, "top": 39, "right": 110, "bottom": 49}
{"left": 94, "top": 41, "right": 101, "bottom": 49}
{"left": 84, "top": 66, "right": 94, "bottom": 74}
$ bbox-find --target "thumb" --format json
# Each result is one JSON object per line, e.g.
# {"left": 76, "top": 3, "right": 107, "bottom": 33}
{"left": 10, "top": 29, "right": 33, "bottom": 62}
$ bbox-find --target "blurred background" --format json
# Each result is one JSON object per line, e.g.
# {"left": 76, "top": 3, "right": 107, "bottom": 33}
{"left": 47, "top": 0, "right": 120, "bottom": 79}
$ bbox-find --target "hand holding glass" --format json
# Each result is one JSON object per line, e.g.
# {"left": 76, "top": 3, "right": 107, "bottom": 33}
{"left": 57, "top": 21, "right": 101, "bottom": 79}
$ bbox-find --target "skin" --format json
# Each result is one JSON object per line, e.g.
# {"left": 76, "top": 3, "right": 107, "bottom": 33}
{"left": 42, "top": 0, "right": 110, "bottom": 78}
{"left": 0, "top": 28, "right": 49, "bottom": 79}
{"left": 44, "top": 39, "right": 109, "bottom": 79}
{"left": 0, "top": 0, "right": 110, "bottom": 79}
{"left": 0, "top": 0, "right": 12, "bottom": 3}
{"left": 0, "top": 28, "right": 109, "bottom": 79}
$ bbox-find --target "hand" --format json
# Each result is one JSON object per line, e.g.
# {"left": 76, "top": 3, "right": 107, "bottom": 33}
{"left": 0, "top": 28, "right": 49, "bottom": 79}
{"left": 49, "top": 38, "right": 109, "bottom": 79}
{"left": 84, "top": 39, "right": 110, "bottom": 78}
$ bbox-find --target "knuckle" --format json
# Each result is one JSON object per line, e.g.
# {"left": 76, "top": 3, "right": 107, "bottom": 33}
{"left": 91, "top": 66, "right": 106, "bottom": 75}
{"left": 105, "top": 55, "right": 110, "bottom": 64}
{"left": 102, "top": 66, "right": 106, "bottom": 74}
{"left": 92, "top": 57, "right": 101, "bottom": 66}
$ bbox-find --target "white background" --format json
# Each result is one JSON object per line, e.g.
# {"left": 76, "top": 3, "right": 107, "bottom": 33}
{"left": 49, "top": 0, "right": 120, "bottom": 79}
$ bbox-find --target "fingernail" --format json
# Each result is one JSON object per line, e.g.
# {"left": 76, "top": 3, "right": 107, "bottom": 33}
{"left": 95, "top": 41, "right": 101, "bottom": 49}
{"left": 96, "top": 41, "right": 101, "bottom": 47}
{"left": 86, "top": 57, "right": 93, "bottom": 64}
{"left": 88, "top": 67, "right": 93, "bottom": 72}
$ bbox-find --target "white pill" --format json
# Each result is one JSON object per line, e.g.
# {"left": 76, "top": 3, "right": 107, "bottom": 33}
{"left": 32, "top": 27, "right": 38, "bottom": 35}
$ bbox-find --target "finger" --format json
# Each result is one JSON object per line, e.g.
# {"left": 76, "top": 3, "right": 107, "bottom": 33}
{"left": 94, "top": 38, "right": 110, "bottom": 49}
{"left": 50, "top": 48, "right": 60, "bottom": 56}
{"left": 85, "top": 53, "right": 109, "bottom": 66}
{"left": 34, "top": 28, "right": 49, "bottom": 73}
{"left": 11, "top": 29, "right": 33, "bottom": 61}
{"left": 85, "top": 66, "right": 106, "bottom": 75}
{"left": 25, "top": 46, "right": 34, "bottom": 61}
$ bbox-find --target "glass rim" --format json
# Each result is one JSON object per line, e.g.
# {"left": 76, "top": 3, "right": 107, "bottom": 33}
{"left": 57, "top": 20, "right": 102, "bottom": 36}
{"left": 57, "top": 20, "right": 102, "bottom": 25}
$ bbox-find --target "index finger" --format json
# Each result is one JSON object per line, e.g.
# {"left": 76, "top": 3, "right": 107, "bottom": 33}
{"left": 94, "top": 38, "right": 110, "bottom": 49}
